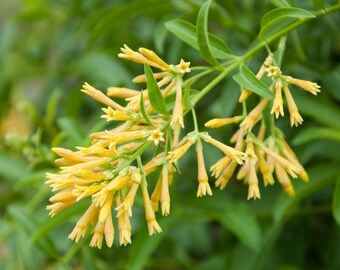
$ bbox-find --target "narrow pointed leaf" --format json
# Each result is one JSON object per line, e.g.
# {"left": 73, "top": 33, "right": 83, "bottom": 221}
{"left": 144, "top": 63, "right": 167, "bottom": 114}
{"left": 139, "top": 90, "right": 154, "bottom": 126}
{"left": 233, "top": 65, "right": 274, "bottom": 100}
{"left": 292, "top": 127, "right": 340, "bottom": 145}
{"left": 259, "top": 7, "right": 315, "bottom": 40}
{"left": 165, "top": 19, "right": 232, "bottom": 59}
{"left": 196, "top": 0, "right": 221, "bottom": 66}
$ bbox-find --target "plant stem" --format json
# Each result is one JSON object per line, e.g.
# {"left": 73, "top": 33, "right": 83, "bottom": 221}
{"left": 190, "top": 4, "right": 340, "bottom": 107}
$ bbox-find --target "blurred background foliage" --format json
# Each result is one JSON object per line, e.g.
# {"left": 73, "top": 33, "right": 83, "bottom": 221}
{"left": 0, "top": 0, "right": 340, "bottom": 269}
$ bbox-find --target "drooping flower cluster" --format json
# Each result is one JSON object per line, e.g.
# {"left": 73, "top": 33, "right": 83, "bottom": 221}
{"left": 46, "top": 47, "right": 320, "bottom": 248}
{"left": 205, "top": 56, "right": 319, "bottom": 199}
{"left": 46, "top": 45, "right": 244, "bottom": 248}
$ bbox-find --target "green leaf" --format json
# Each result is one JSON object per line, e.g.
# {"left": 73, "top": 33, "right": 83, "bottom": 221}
{"left": 165, "top": 19, "right": 232, "bottom": 59}
{"left": 293, "top": 93, "right": 340, "bottom": 129}
{"left": 270, "top": 0, "right": 291, "bottom": 8}
{"left": 259, "top": 8, "right": 315, "bottom": 40}
{"left": 233, "top": 65, "right": 274, "bottom": 100}
{"left": 58, "top": 117, "right": 86, "bottom": 146}
{"left": 292, "top": 127, "right": 340, "bottom": 145}
{"left": 139, "top": 90, "right": 154, "bottom": 126}
{"left": 274, "top": 163, "right": 338, "bottom": 222}
{"left": 216, "top": 203, "right": 262, "bottom": 252}
{"left": 127, "top": 216, "right": 179, "bottom": 270}
{"left": 32, "top": 202, "right": 88, "bottom": 243}
{"left": 196, "top": 0, "right": 221, "bottom": 66}
{"left": 45, "top": 89, "right": 62, "bottom": 129}
{"left": 144, "top": 63, "right": 167, "bottom": 114}
{"left": 333, "top": 174, "right": 340, "bottom": 225}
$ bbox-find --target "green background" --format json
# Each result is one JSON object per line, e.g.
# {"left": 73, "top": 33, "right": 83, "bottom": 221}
{"left": 1, "top": 0, "right": 340, "bottom": 269}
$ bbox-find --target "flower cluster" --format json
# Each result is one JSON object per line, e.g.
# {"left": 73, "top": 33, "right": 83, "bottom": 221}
{"left": 46, "top": 47, "right": 320, "bottom": 248}
{"left": 205, "top": 56, "right": 319, "bottom": 199}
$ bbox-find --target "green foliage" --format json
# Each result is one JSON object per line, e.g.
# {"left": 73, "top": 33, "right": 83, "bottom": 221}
{"left": 1, "top": 0, "right": 340, "bottom": 269}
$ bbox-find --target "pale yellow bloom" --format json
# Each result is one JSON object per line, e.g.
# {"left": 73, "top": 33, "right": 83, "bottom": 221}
{"left": 115, "top": 183, "right": 139, "bottom": 217}
{"left": 240, "top": 99, "right": 269, "bottom": 131}
{"left": 215, "top": 161, "right": 238, "bottom": 190}
{"left": 68, "top": 203, "right": 99, "bottom": 243}
{"left": 167, "top": 139, "right": 195, "bottom": 163}
{"left": 282, "top": 84, "right": 303, "bottom": 127}
{"left": 104, "top": 209, "right": 114, "bottom": 247}
{"left": 160, "top": 166, "right": 170, "bottom": 216}
{"left": 247, "top": 162, "right": 261, "bottom": 200}
{"left": 101, "top": 107, "right": 135, "bottom": 122}
{"left": 236, "top": 163, "right": 250, "bottom": 180}
{"left": 142, "top": 185, "right": 162, "bottom": 235}
{"left": 82, "top": 82, "right": 124, "bottom": 111}
{"left": 132, "top": 72, "right": 168, "bottom": 83}
{"left": 99, "top": 190, "right": 114, "bottom": 223}
{"left": 261, "top": 145, "right": 301, "bottom": 178}
{"left": 271, "top": 80, "right": 284, "bottom": 118}
{"left": 196, "top": 143, "right": 212, "bottom": 197}
{"left": 284, "top": 76, "right": 321, "bottom": 95}
{"left": 275, "top": 162, "right": 295, "bottom": 196}
{"left": 200, "top": 134, "right": 245, "bottom": 164}
{"left": 151, "top": 176, "right": 162, "bottom": 211}
{"left": 176, "top": 59, "right": 191, "bottom": 73}
{"left": 210, "top": 156, "right": 231, "bottom": 178}
{"left": 205, "top": 116, "right": 243, "bottom": 128}
{"left": 72, "top": 185, "right": 103, "bottom": 202}
{"left": 90, "top": 221, "right": 105, "bottom": 249}
{"left": 255, "top": 148, "right": 274, "bottom": 187}
{"left": 116, "top": 195, "right": 132, "bottom": 246}
{"left": 170, "top": 77, "right": 184, "bottom": 128}
{"left": 266, "top": 66, "right": 282, "bottom": 78}
{"left": 107, "top": 87, "right": 140, "bottom": 98}
{"left": 147, "top": 128, "right": 165, "bottom": 146}
{"left": 138, "top": 47, "right": 170, "bottom": 71}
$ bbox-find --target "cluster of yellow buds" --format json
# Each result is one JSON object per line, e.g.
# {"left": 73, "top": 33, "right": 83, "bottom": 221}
{"left": 46, "top": 46, "right": 320, "bottom": 248}
{"left": 46, "top": 45, "right": 244, "bottom": 248}
{"left": 205, "top": 56, "right": 319, "bottom": 199}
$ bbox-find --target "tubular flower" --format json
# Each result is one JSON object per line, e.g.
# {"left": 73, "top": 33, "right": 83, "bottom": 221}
{"left": 46, "top": 47, "right": 319, "bottom": 250}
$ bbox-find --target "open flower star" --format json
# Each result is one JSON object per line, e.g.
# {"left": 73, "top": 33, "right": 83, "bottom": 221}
{"left": 147, "top": 128, "right": 165, "bottom": 146}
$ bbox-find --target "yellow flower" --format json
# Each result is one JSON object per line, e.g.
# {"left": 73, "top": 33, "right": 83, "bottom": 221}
{"left": 107, "top": 87, "right": 140, "bottom": 98}
{"left": 160, "top": 166, "right": 170, "bottom": 216}
{"left": 205, "top": 116, "right": 243, "bottom": 128}
{"left": 147, "top": 128, "right": 165, "bottom": 146}
{"left": 196, "top": 143, "right": 212, "bottom": 197}
{"left": 170, "top": 77, "right": 184, "bottom": 128}
{"left": 266, "top": 66, "right": 282, "bottom": 78}
{"left": 282, "top": 84, "right": 303, "bottom": 127}
{"left": 210, "top": 156, "right": 231, "bottom": 178}
{"left": 240, "top": 99, "right": 269, "bottom": 131}
{"left": 116, "top": 194, "right": 132, "bottom": 246}
{"left": 284, "top": 76, "right": 321, "bottom": 95}
{"left": 167, "top": 138, "right": 195, "bottom": 163}
{"left": 142, "top": 185, "right": 162, "bottom": 235}
{"left": 200, "top": 134, "right": 245, "bottom": 164}
{"left": 215, "top": 161, "right": 238, "bottom": 190}
{"left": 115, "top": 183, "right": 139, "bottom": 217}
{"left": 89, "top": 221, "right": 105, "bottom": 249}
{"left": 274, "top": 162, "right": 295, "bottom": 196}
{"left": 82, "top": 82, "right": 124, "bottom": 111}
{"left": 176, "top": 59, "right": 191, "bottom": 73}
{"left": 68, "top": 203, "right": 99, "bottom": 243}
{"left": 271, "top": 79, "right": 284, "bottom": 118}
{"left": 101, "top": 107, "right": 135, "bottom": 121}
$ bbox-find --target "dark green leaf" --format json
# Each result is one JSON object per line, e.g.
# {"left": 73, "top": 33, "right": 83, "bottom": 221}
{"left": 333, "top": 174, "right": 340, "bottom": 225}
{"left": 139, "top": 90, "right": 154, "bottom": 126}
{"left": 127, "top": 216, "right": 179, "bottom": 270}
{"left": 233, "top": 65, "right": 274, "bottom": 100}
{"left": 144, "top": 63, "right": 167, "bottom": 114}
{"left": 294, "top": 93, "right": 340, "bottom": 129}
{"left": 196, "top": 0, "right": 221, "bottom": 66}
{"left": 259, "top": 8, "right": 315, "bottom": 40}
{"left": 165, "top": 19, "right": 232, "bottom": 59}
{"left": 292, "top": 127, "right": 340, "bottom": 145}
